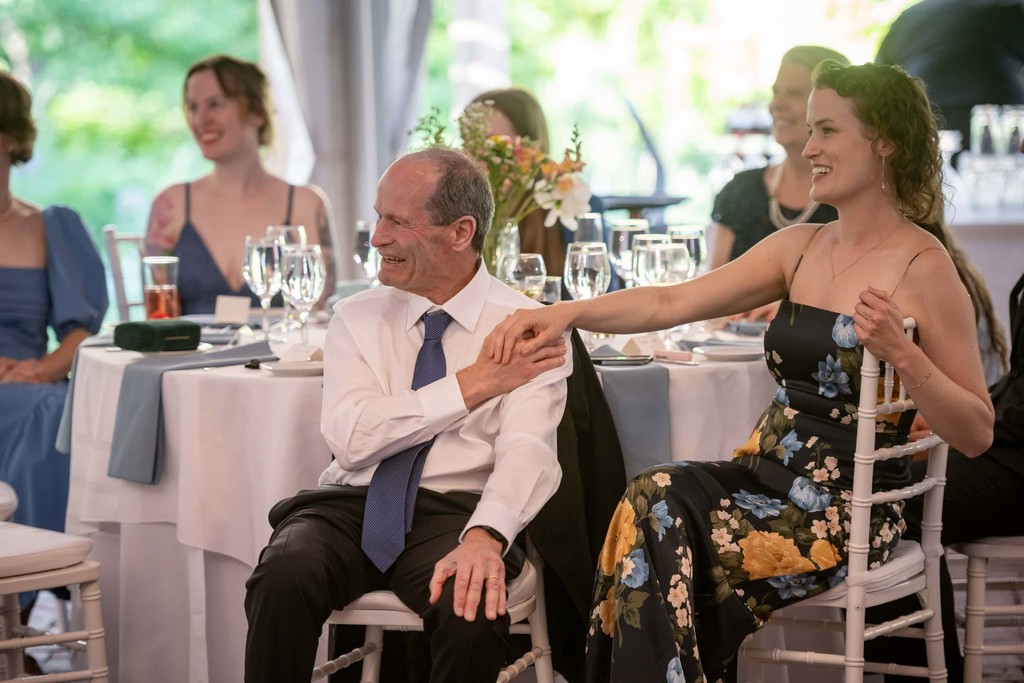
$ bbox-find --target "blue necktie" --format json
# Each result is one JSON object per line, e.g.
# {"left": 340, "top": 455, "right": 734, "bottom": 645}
{"left": 361, "top": 310, "right": 454, "bottom": 572}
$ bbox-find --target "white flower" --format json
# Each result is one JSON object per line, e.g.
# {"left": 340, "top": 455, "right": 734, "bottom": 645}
{"left": 534, "top": 173, "right": 592, "bottom": 230}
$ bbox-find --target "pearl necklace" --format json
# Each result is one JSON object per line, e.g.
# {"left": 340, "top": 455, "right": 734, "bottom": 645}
{"left": 767, "top": 163, "right": 819, "bottom": 230}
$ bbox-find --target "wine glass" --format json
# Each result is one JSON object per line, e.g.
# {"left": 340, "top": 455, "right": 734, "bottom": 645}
{"left": 266, "top": 225, "right": 308, "bottom": 332}
{"left": 574, "top": 212, "right": 605, "bottom": 244}
{"left": 667, "top": 224, "right": 709, "bottom": 278}
{"left": 243, "top": 236, "right": 283, "bottom": 341}
{"left": 509, "top": 253, "right": 547, "bottom": 301}
{"left": 352, "top": 220, "right": 379, "bottom": 280}
{"left": 608, "top": 219, "right": 649, "bottom": 288}
{"left": 629, "top": 233, "right": 670, "bottom": 283}
{"left": 280, "top": 244, "right": 327, "bottom": 344}
{"left": 563, "top": 242, "right": 611, "bottom": 350}
{"left": 635, "top": 243, "right": 691, "bottom": 349}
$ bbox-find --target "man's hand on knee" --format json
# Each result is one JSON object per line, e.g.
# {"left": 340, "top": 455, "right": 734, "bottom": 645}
{"left": 428, "top": 528, "right": 506, "bottom": 622}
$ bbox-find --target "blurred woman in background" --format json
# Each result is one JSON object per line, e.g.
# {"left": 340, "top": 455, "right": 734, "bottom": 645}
{"left": 0, "top": 71, "right": 107, "bottom": 535}
{"left": 145, "top": 54, "right": 335, "bottom": 315}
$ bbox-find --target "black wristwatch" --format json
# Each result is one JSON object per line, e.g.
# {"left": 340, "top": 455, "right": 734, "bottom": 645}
{"left": 472, "top": 525, "right": 508, "bottom": 552}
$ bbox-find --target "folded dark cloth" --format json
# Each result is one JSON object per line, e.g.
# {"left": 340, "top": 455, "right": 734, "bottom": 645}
{"left": 113, "top": 319, "right": 201, "bottom": 352}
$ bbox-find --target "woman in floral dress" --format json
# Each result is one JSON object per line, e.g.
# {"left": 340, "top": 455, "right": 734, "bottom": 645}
{"left": 486, "top": 62, "right": 995, "bottom": 682}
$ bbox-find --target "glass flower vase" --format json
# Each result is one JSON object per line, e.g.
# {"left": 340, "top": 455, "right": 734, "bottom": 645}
{"left": 484, "top": 221, "right": 520, "bottom": 279}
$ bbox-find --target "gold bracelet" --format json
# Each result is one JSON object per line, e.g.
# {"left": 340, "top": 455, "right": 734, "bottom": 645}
{"left": 910, "top": 368, "right": 932, "bottom": 391}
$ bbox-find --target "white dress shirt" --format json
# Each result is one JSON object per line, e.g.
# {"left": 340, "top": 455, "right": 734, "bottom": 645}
{"left": 319, "top": 263, "right": 572, "bottom": 545}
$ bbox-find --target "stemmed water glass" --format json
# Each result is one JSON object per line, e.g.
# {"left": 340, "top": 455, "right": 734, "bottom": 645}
{"left": 563, "top": 242, "right": 611, "bottom": 349}
{"left": 266, "top": 224, "right": 307, "bottom": 332}
{"left": 280, "top": 244, "right": 327, "bottom": 344}
{"left": 667, "top": 224, "right": 709, "bottom": 278}
{"left": 509, "top": 253, "right": 547, "bottom": 301}
{"left": 636, "top": 243, "right": 691, "bottom": 348}
{"left": 243, "top": 236, "right": 283, "bottom": 341}
{"left": 608, "top": 219, "right": 649, "bottom": 288}
{"left": 629, "top": 233, "right": 670, "bottom": 282}
{"left": 574, "top": 212, "right": 605, "bottom": 244}
{"left": 352, "top": 220, "right": 379, "bottom": 280}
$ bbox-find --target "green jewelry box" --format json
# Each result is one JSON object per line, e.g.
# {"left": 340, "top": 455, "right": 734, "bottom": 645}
{"left": 113, "top": 320, "right": 201, "bottom": 352}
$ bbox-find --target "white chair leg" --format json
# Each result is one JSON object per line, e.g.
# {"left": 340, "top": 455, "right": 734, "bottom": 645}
{"left": 359, "top": 625, "right": 384, "bottom": 683}
{"left": 843, "top": 585, "right": 866, "bottom": 683}
{"left": 527, "top": 603, "right": 555, "bottom": 683}
{"left": 80, "top": 576, "right": 109, "bottom": 682}
{"left": 961, "top": 555, "right": 988, "bottom": 683}
{"left": 920, "top": 590, "right": 948, "bottom": 682}
{"left": 0, "top": 593, "right": 22, "bottom": 678}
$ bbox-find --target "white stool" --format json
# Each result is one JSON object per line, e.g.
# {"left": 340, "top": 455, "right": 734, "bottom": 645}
{"left": 0, "top": 521, "right": 108, "bottom": 681}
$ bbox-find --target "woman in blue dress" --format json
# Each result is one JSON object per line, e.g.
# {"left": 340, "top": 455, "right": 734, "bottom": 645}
{"left": 144, "top": 54, "right": 336, "bottom": 315}
{"left": 487, "top": 62, "right": 995, "bottom": 681}
{"left": 0, "top": 71, "right": 108, "bottom": 536}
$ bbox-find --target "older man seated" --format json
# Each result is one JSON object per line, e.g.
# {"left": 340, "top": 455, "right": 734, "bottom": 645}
{"left": 243, "top": 146, "right": 572, "bottom": 682}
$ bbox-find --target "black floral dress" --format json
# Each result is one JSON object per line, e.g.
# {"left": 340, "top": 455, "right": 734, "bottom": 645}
{"left": 585, "top": 300, "right": 914, "bottom": 683}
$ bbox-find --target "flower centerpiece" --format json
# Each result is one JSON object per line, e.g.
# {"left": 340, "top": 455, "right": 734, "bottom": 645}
{"left": 412, "top": 102, "right": 592, "bottom": 274}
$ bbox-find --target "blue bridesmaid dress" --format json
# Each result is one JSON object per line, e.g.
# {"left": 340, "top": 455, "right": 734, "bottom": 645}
{"left": 0, "top": 205, "right": 107, "bottom": 534}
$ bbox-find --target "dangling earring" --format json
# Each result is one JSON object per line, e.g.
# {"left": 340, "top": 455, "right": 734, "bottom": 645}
{"left": 880, "top": 155, "right": 887, "bottom": 191}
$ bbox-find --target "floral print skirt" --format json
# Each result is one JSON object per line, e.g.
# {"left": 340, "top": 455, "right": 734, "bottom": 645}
{"left": 584, "top": 455, "right": 904, "bottom": 683}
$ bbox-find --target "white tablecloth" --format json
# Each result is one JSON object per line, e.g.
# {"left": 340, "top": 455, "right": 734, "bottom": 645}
{"left": 66, "top": 338, "right": 332, "bottom": 683}
{"left": 63, "top": 327, "right": 807, "bottom": 682}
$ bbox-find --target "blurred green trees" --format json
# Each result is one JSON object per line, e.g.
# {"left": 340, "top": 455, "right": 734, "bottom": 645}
{"left": 2, "top": 0, "right": 257, "bottom": 243}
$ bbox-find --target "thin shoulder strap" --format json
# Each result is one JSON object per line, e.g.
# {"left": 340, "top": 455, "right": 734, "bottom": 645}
{"left": 890, "top": 247, "right": 946, "bottom": 297}
{"left": 184, "top": 182, "right": 192, "bottom": 220}
{"left": 787, "top": 224, "right": 828, "bottom": 293}
{"left": 283, "top": 184, "right": 296, "bottom": 224}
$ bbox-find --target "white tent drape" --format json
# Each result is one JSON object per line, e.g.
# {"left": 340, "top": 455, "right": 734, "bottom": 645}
{"left": 260, "top": 0, "right": 432, "bottom": 280}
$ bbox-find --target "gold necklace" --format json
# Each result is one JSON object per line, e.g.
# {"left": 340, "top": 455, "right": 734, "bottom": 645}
{"left": 829, "top": 223, "right": 902, "bottom": 281}
{"left": 768, "top": 163, "right": 819, "bottom": 230}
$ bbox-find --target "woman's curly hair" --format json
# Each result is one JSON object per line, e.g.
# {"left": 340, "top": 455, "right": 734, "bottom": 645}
{"left": 812, "top": 61, "right": 944, "bottom": 229}
{"left": 812, "top": 60, "right": 1009, "bottom": 373}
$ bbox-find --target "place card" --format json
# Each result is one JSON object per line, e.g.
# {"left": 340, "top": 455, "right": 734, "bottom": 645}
{"left": 622, "top": 333, "right": 662, "bottom": 355}
{"left": 214, "top": 295, "right": 252, "bottom": 325}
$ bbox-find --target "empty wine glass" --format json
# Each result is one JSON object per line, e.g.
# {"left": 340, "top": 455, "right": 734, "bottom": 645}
{"left": 635, "top": 243, "right": 691, "bottom": 287}
{"left": 629, "top": 233, "right": 670, "bottom": 282}
{"left": 608, "top": 219, "right": 649, "bottom": 288}
{"left": 280, "top": 244, "right": 327, "bottom": 344}
{"left": 574, "top": 212, "right": 605, "bottom": 244}
{"left": 266, "top": 225, "right": 308, "bottom": 332}
{"left": 667, "top": 224, "right": 709, "bottom": 278}
{"left": 636, "top": 243, "right": 691, "bottom": 349}
{"left": 352, "top": 220, "right": 379, "bottom": 280}
{"left": 564, "top": 242, "right": 611, "bottom": 349}
{"left": 509, "top": 253, "right": 547, "bottom": 301}
{"left": 243, "top": 236, "right": 283, "bottom": 340}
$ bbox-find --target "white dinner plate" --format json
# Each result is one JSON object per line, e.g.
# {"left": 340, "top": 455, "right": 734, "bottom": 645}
{"left": 692, "top": 345, "right": 765, "bottom": 362}
{"left": 136, "top": 342, "right": 213, "bottom": 356}
{"left": 262, "top": 361, "right": 324, "bottom": 377}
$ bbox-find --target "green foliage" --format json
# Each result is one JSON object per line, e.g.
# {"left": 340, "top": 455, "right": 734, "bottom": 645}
{"left": 3, "top": 0, "right": 258, "bottom": 246}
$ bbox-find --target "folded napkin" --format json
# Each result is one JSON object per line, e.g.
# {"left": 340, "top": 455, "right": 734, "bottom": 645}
{"left": 107, "top": 341, "right": 277, "bottom": 485}
{"left": 114, "top": 319, "right": 201, "bottom": 352}
{"left": 592, "top": 357, "right": 672, "bottom": 479}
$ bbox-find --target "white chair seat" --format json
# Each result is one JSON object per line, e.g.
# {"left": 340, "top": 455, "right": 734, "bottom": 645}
{"left": 800, "top": 541, "right": 925, "bottom": 607}
{"left": 0, "top": 521, "right": 93, "bottom": 579}
{"left": 334, "top": 559, "right": 536, "bottom": 620}
{"left": 313, "top": 544, "right": 552, "bottom": 682}
{"left": 0, "top": 483, "right": 16, "bottom": 522}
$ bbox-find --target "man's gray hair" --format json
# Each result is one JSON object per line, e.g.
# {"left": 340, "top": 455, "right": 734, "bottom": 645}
{"left": 410, "top": 146, "right": 495, "bottom": 253}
